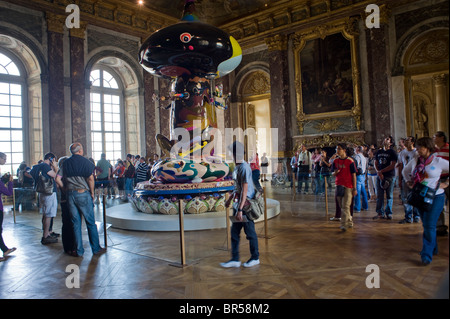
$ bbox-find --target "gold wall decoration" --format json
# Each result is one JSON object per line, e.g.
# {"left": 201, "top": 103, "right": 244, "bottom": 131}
{"left": 292, "top": 131, "right": 365, "bottom": 151}
{"left": 292, "top": 17, "right": 362, "bottom": 135}
{"left": 404, "top": 29, "right": 449, "bottom": 76}
{"left": 409, "top": 30, "right": 449, "bottom": 66}
{"left": 314, "top": 118, "right": 343, "bottom": 132}
{"left": 241, "top": 71, "right": 271, "bottom": 97}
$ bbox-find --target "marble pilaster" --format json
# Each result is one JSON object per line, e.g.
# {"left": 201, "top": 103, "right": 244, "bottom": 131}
{"left": 143, "top": 71, "right": 156, "bottom": 157}
{"left": 69, "top": 25, "right": 87, "bottom": 148}
{"left": 365, "top": 24, "right": 393, "bottom": 145}
{"left": 432, "top": 73, "right": 449, "bottom": 136}
{"left": 46, "top": 13, "right": 66, "bottom": 157}
{"left": 266, "top": 35, "right": 291, "bottom": 157}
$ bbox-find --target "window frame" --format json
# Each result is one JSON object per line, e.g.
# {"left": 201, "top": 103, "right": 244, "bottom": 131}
{"left": 0, "top": 49, "right": 29, "bottom": 176}
{"left": 89, "top": 66, "right": 125, "bottom": 163}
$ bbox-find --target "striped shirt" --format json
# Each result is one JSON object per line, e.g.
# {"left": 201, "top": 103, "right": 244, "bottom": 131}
{"left": 136, "top": 162, "right": 149, "bottom": 182}
{"left": 435, "top": 143, "right": 449, "bottom": 178}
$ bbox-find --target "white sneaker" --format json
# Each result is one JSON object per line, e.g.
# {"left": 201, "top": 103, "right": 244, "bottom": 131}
{"left": 243, "top": 259, "right": 260, "bottom": 267}
{"left": 220, "top": 260, "right": 241, "bottom": 268}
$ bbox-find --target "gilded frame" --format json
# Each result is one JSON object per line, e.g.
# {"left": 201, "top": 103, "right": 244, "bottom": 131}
{"left": 293, "top": 17, "right": 361, "bottom": 134}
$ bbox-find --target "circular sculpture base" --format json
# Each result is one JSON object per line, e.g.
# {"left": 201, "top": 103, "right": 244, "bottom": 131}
{"left": 131, "top": 180, "right": 235, "bottom": 215}
{"left": 106, "top": 198, "right": 280, "bottom": 231}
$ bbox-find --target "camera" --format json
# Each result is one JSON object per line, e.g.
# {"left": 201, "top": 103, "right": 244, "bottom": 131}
{"left": 1, "top": 173, "right": 11, "bottom": 184}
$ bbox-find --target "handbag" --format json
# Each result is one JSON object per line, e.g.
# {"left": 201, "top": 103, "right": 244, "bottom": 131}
{"left": 406, "top": 182, "right": 438, "bottom": 212}
{"left": 35, "top": 171, "right": 54, "bottom": 195}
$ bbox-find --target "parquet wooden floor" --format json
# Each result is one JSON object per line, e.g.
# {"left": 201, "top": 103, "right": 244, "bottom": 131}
{"left": 0, "top": 183, "right": 448, "bottom": 303}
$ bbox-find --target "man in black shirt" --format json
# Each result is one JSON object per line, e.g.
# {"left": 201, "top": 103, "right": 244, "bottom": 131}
{"left": 373, "top": 137, "right": 398, "bottom": 220}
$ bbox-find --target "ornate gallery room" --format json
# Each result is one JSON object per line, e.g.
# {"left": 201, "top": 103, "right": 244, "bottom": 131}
{"left": 0, "top": 0, "right": 448, "bottom": 308}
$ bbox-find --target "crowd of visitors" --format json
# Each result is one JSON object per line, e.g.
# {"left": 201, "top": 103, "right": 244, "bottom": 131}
{"left": 0, "top": 132, "right": 448, "bottom": 266}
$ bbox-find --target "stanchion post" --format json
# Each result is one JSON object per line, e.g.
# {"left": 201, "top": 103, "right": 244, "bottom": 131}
{"left": 225, "top": 193, "right": 231, "bottom": 250}
{"left": 178, "top": 199, "right": 187, "bottom": 267}
{"left": 263, "top": 187, "right": 268, "bottom": 238}
{"left": 324, "top": 176, "right": 328, "bottom": 219}
{"left": 12, "top": 188, "right": 16, "bottom": 223}
{"left": 258, "top": 187, "right": 274, "bottom": 239}
{"left": 102, "top": 194, "right": 107, "bottom": 248}
{"left": 292, "top": 172, "right": 296, "bottom": 200}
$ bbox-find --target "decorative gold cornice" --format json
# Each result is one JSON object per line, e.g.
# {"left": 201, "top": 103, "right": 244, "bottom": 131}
{"left": 293, "top": 132, "right": 366, "bottom": 150}
{"left": 221, "top": 0, "right": 397, "bottom": 50}
{"left": 46, "top": 12, "right": 66, "bottom": 34}
{"left": 69, "top": 21, "right": 88, "bottom": 39}
{"left": 3, "top": 0, "right": 179, "bottom": 38}
{"left": 432, "top": 73, "right": 448, "bottom": 86}
{"left": 265, "top": 34, "right": 288, "bottom": 51}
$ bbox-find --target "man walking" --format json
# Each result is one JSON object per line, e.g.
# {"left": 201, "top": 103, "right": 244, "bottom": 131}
{"left": 61, "top": 143, "right": 105, "bottom": 257}
{"left": 373, "top": 137, "right": 398, "bottom": 220}
{"left": 221, "top": 141, "right": 259, "bottom": 268}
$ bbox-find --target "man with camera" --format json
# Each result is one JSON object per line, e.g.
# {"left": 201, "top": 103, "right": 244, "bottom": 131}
{"left": 30, "top": 152, "right": 59, "bottom": 244}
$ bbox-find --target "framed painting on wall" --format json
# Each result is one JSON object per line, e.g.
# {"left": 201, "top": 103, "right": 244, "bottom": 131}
{"left": 293, "top": 18, "right": 362, "bottom": 134}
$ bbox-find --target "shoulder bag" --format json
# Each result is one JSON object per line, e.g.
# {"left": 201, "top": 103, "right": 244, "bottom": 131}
{"left": 233, "top": 189, "right": 265, "bottom": 221}
{"left": 406, "top": 182, "right": 439, "bottom": 212}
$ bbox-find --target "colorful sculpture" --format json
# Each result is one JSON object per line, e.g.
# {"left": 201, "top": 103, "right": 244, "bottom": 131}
{"left": 133, "top": 0, "right": 241, "bottom": 214}
{"left": 139, "top": 0, "right": 242, "bottom": 184}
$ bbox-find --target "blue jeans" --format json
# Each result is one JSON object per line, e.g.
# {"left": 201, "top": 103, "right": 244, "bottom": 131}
{"left": 252, "top": 169, "right": 262, "bottom": 191}
{"left": 376, "top": 176, "right": 395, "bottom": 217}
{"left": 320, "top": 173, "right": 332, "bottom": 193}
{"left": 230, "top": 212, "right": 259, "bottom": 261}
{"left": 401, "top": 180, "right": 420, "bottom": 222}
{"left": 297, "top": 167, "right": 309, "bottom": 193}
{"left": 419, "top": 193, "right": 445, "bottom": 263}
{"left": 354, "top": 174, "right": 368, "bottom": 211}
{"left": 125, "top": 178, "right": 134, "bottom": 197}
{"left": 314, "top": 174, "right": 321, "bottom": 194}
{"left": 68, "top": 190, "right": 101, "bottom": 256}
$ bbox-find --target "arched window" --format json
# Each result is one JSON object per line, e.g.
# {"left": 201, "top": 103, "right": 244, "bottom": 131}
{"left": 0, "top": 52, "right": 24, "bottom": 176}
{"left": 89, "top": 68, "right": 122, "bottom": 162}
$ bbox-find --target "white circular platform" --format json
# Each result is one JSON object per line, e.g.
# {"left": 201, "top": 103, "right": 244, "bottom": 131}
{"left": 106, "top": 198, "right": 280, "bottom": 231}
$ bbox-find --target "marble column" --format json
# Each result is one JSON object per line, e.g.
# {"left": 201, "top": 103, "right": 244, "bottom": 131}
{"left": 46, "top": 13, "right": 66, "bottom": 158}
{"left": 265, "top": 35, "right": 291, "bottom": 158}
{"left": 69, "top": 23, "right": 87, "bottom": 148}
{"left": 432, "top": 73, "right": 449, "bottom": 135}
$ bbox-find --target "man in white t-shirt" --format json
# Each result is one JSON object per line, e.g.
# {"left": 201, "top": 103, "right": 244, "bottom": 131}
{"left": 397, "top": 137, "right": 420, "bottom": 223}
{"left": 354, "top": 146, "right": 368, "bottom": 212}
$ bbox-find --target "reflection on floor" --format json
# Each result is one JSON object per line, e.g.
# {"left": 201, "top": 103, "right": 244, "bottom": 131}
{"left": 0, "top": 182, "right": 448, "bottom": 300}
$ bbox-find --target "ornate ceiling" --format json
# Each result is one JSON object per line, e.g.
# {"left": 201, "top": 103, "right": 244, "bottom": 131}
{"left": 125, "top": 0, "right": 285, "bottom": 26}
